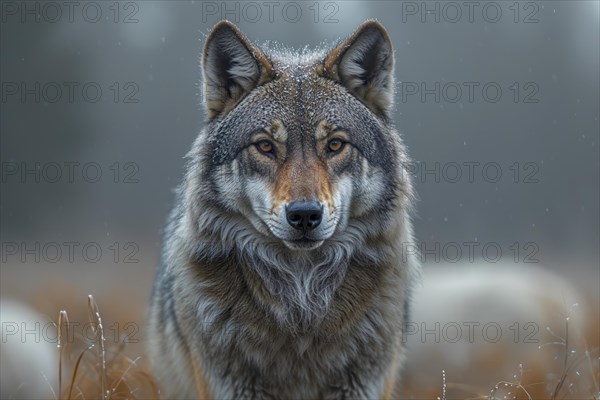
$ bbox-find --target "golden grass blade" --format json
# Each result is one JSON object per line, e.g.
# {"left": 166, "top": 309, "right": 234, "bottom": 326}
{"left": 40, "top": 371, "right": 57, "bottom": 400}
{"left": 87, "top": 295, "right": 107, "bottom": 400}
{"left": 57, "top": 309, "right": 69, "bottom": 399}
{"left": 67, "top": 344, "right": 94, "bottom": 400}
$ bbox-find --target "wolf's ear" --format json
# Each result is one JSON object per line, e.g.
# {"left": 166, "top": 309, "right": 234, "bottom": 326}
{"left": 320, "top": 20, "right": 394, "bottom": 117}
{"left": 202, "top": 20, "right": 273, "bottom": 120}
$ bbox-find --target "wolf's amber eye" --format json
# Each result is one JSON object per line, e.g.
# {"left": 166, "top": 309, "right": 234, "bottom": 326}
{"left": 327, "top": 138, "right": 345, "bottom": 154}
{"left": 256, "top": 140, "right": 275, "bottom": 156}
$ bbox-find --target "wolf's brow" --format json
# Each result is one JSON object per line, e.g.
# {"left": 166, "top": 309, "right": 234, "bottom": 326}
{"left": 315, "top": 120, "right": 350, "bottom": 140}
{"left": 266, "top": 119, "right": 288, "bottom": 143}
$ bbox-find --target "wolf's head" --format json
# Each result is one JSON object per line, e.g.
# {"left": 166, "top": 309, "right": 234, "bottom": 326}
{"left": 188, "top": 20, "right": 412, "bottom": 254}
{"left": 177, "top": 20, "right": 416, "bottom": 329}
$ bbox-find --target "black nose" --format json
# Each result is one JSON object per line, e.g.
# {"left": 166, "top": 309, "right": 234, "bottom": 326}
{"left": 286, "top": 200, "right": 323, "bottom": 231}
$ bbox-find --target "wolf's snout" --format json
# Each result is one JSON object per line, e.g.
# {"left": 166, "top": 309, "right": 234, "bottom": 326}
{"left": 285, "top": 200, "right": 323, "bottom": 231}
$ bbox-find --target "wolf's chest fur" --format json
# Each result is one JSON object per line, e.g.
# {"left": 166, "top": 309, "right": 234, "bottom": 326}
{"left": 159, "top": 242, "right": 409, "bottom": 398}
{"left": 148, "top": 19, "right": 418, "bottom": 399}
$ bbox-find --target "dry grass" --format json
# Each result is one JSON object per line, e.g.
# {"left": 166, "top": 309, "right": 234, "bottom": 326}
{"left": 51, "top": 295, "right": 159, "bottom": 400}
{"left": 37, "top": 296, "right": 599, "bottom": 400}
{"left": 426, "top": 305, "right": 600, "bottom": 400}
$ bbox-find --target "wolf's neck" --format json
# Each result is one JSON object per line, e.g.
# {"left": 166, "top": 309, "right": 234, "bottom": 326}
{"left": 183, "top": 206, "right": 391, "bottom": 333}
{"left": 241, "top": 240, "right": 353, "bottom": 332}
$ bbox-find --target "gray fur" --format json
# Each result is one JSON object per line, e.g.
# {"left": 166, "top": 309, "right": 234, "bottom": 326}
{"left": 148, "top": 20, "right": 419, "bottom": 399}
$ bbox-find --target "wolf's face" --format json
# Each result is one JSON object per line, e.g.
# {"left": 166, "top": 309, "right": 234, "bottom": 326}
{"left": 197, "top": 21, "right": 405, "bottom": 251}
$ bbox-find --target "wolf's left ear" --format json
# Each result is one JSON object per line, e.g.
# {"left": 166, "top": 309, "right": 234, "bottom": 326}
{"left": 320, "top": 20, "right": 394, "bottom": 117}
{"left": 202, "top": 20, "right": 273, "bottom": 120}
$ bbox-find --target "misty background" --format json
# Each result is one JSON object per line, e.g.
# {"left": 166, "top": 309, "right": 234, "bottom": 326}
{"left": 1, "top": 0, "right": 598, "bottom": 361}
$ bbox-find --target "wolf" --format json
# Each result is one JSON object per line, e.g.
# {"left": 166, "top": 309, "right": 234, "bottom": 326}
{"left": 148, "top": 19, "right": 419, "bottom": 399}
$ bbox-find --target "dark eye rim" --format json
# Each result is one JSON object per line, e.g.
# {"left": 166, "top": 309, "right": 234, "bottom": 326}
{"left": 255, "top": 139, "right": 276, "bottom": 157}
{"left": 326, "top": 138, "right": 347, "bottom": 155}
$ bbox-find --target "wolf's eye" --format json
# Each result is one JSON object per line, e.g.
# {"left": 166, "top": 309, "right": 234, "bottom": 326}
{"left": 327, "top": 138, "right": 345, "bottom": 154}
{"left": 255, "top": 140, "right": 275, "bottom": 156}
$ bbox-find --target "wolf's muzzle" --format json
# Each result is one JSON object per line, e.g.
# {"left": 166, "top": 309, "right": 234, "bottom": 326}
{"left": 285, "top": 200, "right": 323, "bottom": 231}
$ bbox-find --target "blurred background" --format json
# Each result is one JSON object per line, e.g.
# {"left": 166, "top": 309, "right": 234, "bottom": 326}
{"left": 1, "top": 1, "right": 598, "bottom": 398}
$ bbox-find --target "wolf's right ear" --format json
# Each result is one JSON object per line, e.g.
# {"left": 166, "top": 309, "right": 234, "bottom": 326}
{"left": 202, "top": 21, "right": 273, "bottom": 120}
